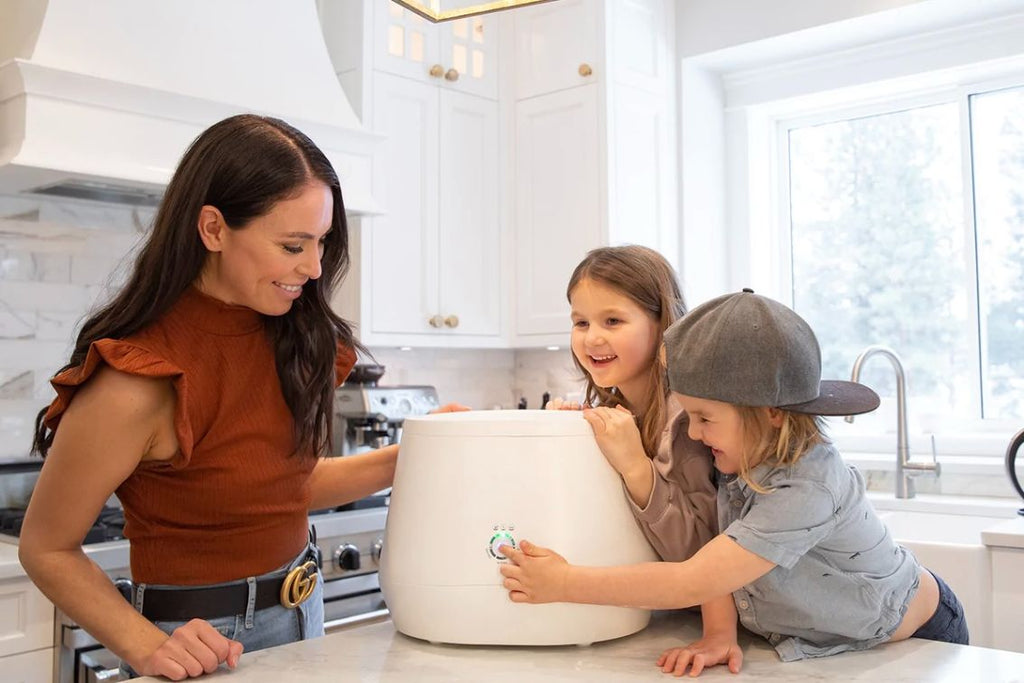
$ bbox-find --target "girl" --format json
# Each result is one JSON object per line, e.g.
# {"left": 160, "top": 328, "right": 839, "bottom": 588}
{"left": 553, "top": 246, "right": 717, "bottom": 562}
{"left": 502, "top": 289, "right": 968, "bottom": 676}
{"left": 18, "top": 114, "right": 461, "bottom": 680}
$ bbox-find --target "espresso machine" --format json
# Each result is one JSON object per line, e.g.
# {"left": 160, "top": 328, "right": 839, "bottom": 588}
{"left": 333, "top": 363, "right": 440, "bottom": 460}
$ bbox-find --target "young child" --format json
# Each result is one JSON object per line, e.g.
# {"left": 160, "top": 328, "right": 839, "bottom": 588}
{"left": 552, "top": 245, "right": 717, "bottom": 562}
{"left": 502, "top": 289, "right": 968, "bottom": 676}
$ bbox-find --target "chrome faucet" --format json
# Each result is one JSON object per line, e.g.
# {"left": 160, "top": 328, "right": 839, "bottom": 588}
{"left": 846, "top": 345, "right": 940, "bottom": 499}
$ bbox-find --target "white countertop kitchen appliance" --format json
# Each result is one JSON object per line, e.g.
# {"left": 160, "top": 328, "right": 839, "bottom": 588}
{"left": 380, "top": 410, "right": 659, "bottom": 646}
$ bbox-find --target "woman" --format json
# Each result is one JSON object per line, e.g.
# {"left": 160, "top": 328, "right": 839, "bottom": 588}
{"left": 19, "top": 114, "right": 461, "bottom": 680}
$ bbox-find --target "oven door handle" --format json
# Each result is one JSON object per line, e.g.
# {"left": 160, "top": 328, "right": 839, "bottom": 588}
{"left": 324, "top": 607, "right": 390, "bottom": 633}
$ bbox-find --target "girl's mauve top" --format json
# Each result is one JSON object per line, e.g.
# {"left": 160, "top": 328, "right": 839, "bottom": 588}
{"left": 43, "top": 286, "right": 357, "bottom": 585}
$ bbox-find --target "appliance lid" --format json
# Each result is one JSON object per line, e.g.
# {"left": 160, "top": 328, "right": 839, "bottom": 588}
{"left": 402, "top": 410, "right": 596, "bottom": 437}
{"left": 0, "top": 0, "right": 381, "bottom": 214}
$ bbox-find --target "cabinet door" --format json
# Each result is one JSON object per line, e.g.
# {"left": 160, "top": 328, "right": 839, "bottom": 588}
{"left": 369, "top": 72, "right": 440, "bottom": 335}
{"left": 0, "top": 577, "right": 53, "bottom": 658}
{"left": 438, "top": 90, "right": 500, "bottom": 336}
{"left": 514, "top": 0, "right": 600, "bottom": 100}
{"left": 515, "top": 84, "right": 602, "bottom": 336}
{"left": 374, "top": 0, "right": 441, "bottom": 83}
{"left": 438, "top": 14, "right": 500, "bottom": 100}
{"left": 0, "top": 648, "right": 53, "bottom": 683}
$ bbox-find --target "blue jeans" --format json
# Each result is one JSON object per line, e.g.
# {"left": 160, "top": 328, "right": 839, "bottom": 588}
{"left": 911, "top": 571, "right": 969, "bottom": 645}
{"left": 123, "top": 544, "right": 324, "bottom": 677}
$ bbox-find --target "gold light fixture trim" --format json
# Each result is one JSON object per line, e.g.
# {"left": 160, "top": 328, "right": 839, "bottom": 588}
{"left": 392, "top": 0, "right": 558, "bottom": 23}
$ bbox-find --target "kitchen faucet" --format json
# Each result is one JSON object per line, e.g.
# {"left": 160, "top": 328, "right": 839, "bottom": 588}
{"left": 846, "top": 345, "right": 940, "bottom": 499}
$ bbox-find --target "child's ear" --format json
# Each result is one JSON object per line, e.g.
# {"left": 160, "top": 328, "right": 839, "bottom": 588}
{"left": 766, "top": 407, "right": 786, "bottom": 428}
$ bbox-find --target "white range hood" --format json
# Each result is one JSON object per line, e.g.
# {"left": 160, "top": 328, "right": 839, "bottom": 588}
{"left": 0, "top": 0, "right": 380, "bottom": 213}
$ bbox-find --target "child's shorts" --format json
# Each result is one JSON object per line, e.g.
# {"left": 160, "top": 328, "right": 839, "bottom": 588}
{"left": 911, "top": 571, "right": 969, "bottom": 645}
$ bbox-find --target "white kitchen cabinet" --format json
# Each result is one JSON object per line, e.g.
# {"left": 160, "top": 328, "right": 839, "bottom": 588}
{"left": 512, "top": 0, "right": 678, "bottom": 343}
{"left": 0, "top": 648, "right": 53, "bottom": 683}
{"left": 375, "top": 1, "right": 499, "bottom": 100}
{"left": 991, "top": 546, "right": 1024, "bottom": 653}
{"left": 366, "top": 71, "right": 500, "bottom": 340}
{"left": 0, "top": 575, "right": 54, "bottom": 682}
{"left": 320, "top": 0, "right": 504, "bottom": 346}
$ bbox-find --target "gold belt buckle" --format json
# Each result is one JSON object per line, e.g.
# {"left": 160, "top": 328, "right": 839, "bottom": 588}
{"left": 280, "top": 560, "right": 318, "bottom": 609}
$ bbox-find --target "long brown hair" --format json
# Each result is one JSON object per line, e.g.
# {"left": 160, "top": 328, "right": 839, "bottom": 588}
{"left": 566, "top": 245, "right": 686, "bottom": 457}
{"left": 32, "top": 114, "right": 361, "bottom": 458}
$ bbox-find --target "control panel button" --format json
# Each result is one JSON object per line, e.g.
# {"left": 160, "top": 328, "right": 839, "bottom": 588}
{"left": 334, "top": 543, "right": 361, "bottom": 572}
{"left": 488, "top": 532, "right": 516, "bottom": 560}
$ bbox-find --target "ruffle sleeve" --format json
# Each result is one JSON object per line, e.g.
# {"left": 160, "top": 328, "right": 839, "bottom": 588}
{"left": 335, "top": 343, "right": 357, "bottom": 387}
{"left": 42, "top": 339, "right": 195, "bottom": 468}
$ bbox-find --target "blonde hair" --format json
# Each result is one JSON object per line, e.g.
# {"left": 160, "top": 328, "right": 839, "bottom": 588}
{"left": 734, "top": 408, "right": 829, "bottom": 493}
{"left": 566, "top": 245, "right": 685, "bottom": 458}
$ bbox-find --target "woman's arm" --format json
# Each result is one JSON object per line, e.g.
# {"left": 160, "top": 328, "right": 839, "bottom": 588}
{"left": 307, "top": 445, "right": 398, "bottom": 510}
{"left": 500, "top": 534, "right": 775, "bottom": 609}
{"left": 19, "top": 367, "right": 240, "bottom": 679}
{"left": 308, "top": 402, "right": 470, "bottom": 510}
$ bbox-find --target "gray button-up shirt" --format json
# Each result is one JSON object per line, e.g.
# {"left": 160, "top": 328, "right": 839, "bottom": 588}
{"left": 718, "top": 442, "right": 921, "bottom": 661}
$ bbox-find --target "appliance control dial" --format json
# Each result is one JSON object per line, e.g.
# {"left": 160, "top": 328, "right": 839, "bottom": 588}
{"left": 488, "top": 532, "right": 516, "bottom": 560}
{"left": 371, "top": 537, "right": 384, "bottom": 565}
{"left": 334, "top": 543, "right": 361, "bottom": 572}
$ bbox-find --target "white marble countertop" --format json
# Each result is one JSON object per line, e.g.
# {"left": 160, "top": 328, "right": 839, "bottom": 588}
{"left": 137, "top": 610, "right": 1024, "bottom": 682}
{"left": 0, "top": 540, "right": 23, "bottom": 580}
{"left": 982, "top": 514, "right": 1024, "bottom": 549}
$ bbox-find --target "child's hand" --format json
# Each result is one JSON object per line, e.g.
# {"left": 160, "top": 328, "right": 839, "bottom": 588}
{"left": 545, "top": 397, "right": 582, "bottom": 410}
{"left": 582, "top": 405, "right": 647, "bottom": 476}
{"left": 656, "top": 634, "right": 743, "bottom": 677}
{"left": 498, "top": 540, "right": 570, "bottom": 603}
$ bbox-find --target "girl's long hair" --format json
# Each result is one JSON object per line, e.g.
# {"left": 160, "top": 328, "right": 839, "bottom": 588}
{"left": 32, "top": 114, "right": 362, "bottom": 458}
{"left": 566, "top": 245, "right": 686, "bottom": 458}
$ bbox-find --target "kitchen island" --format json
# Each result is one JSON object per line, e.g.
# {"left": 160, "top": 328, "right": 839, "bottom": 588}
{"left": 137, "top": 609, "right": 1024, "bottom": 681}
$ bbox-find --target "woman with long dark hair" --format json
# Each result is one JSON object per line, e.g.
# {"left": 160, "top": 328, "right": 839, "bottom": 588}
{"left": 18, "top": 114, "right": 457, "bottom": 679}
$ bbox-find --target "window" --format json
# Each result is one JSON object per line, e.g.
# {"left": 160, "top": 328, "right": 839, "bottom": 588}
{"left": 781, "top": 84, "right": 1023, "bottom": 430}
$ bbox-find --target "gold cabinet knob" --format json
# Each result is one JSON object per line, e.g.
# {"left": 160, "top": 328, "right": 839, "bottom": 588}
{"left": 429, "top": 64, "right": 444, "bottom": 78}
{"left": 444, "top": 315, "right": 459, "bottom": 328}
{"left": 444, "top": 68, "right": 460, "bottom": 82}
{"left": 428, "top": 315, "right": 444, "bottom": 328}
{"left": 578, "top": 63, "right": 593, "bottom": 77}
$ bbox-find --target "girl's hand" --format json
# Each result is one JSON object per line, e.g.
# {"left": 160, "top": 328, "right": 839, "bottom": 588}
{"left": 430, "top": 403, "right": 471, "bottom": 414}
{"left": 498, "top": 540, "right": 570, "bottom": 604}
{"left": 656, "top": 635, "right": 743, "bottom": 677}
{"left": 545, "top": 397, "right": 582, "bottom": 411}
{"left": 134, "top": 619, "right": 243, "bottom": 680}
{"left": 582, "top": 405, "right": 647, "bottom": 476}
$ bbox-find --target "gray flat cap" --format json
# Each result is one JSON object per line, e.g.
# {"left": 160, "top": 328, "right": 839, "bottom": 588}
{"left": 663, "top": 289, "right": 879, "bottom": 416}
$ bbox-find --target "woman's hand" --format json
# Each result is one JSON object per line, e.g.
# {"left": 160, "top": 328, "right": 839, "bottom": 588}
{"left": 133, "top": 619, "right": 243, "bottom": 680}
{"left": 545, "top": 397, "right": 583, "bottom": 411}
{"left": 430, "top": 403, "right": 472, "bottom": 414}
{"left": 656, "top": 634, "right": 743, "bottom": 677}
{"left": 498, "top": 540, "right": 570, "bottom": 604}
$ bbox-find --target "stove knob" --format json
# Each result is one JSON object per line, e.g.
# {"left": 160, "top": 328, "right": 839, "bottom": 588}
{"left": 334, "top": 543, "right": 361, "bottom": 572}
{"left": 371, "top": 537, "right": 384, "bottom": 565}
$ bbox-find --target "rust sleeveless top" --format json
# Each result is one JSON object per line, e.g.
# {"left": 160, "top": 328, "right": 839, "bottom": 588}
{"left": 43, "top": 287, "right": 357, "bottom": 585}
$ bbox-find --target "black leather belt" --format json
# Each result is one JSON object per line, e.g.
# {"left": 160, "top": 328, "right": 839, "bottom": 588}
{"left": 136, "top": 574, "right": 289, "bottom": 622}
{"left": 134, "top": 542, "right": 323, "bottom": 622}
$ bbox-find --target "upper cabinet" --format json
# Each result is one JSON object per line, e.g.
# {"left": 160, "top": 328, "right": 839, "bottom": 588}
{"left": 321, "top": 0, "right": 504, "bottom": 347}
{"left": 512, "top": 0, "right": 678, "bottom": 344}
{"left": 376, "top": 2, "right": 499, "bottom": 100}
